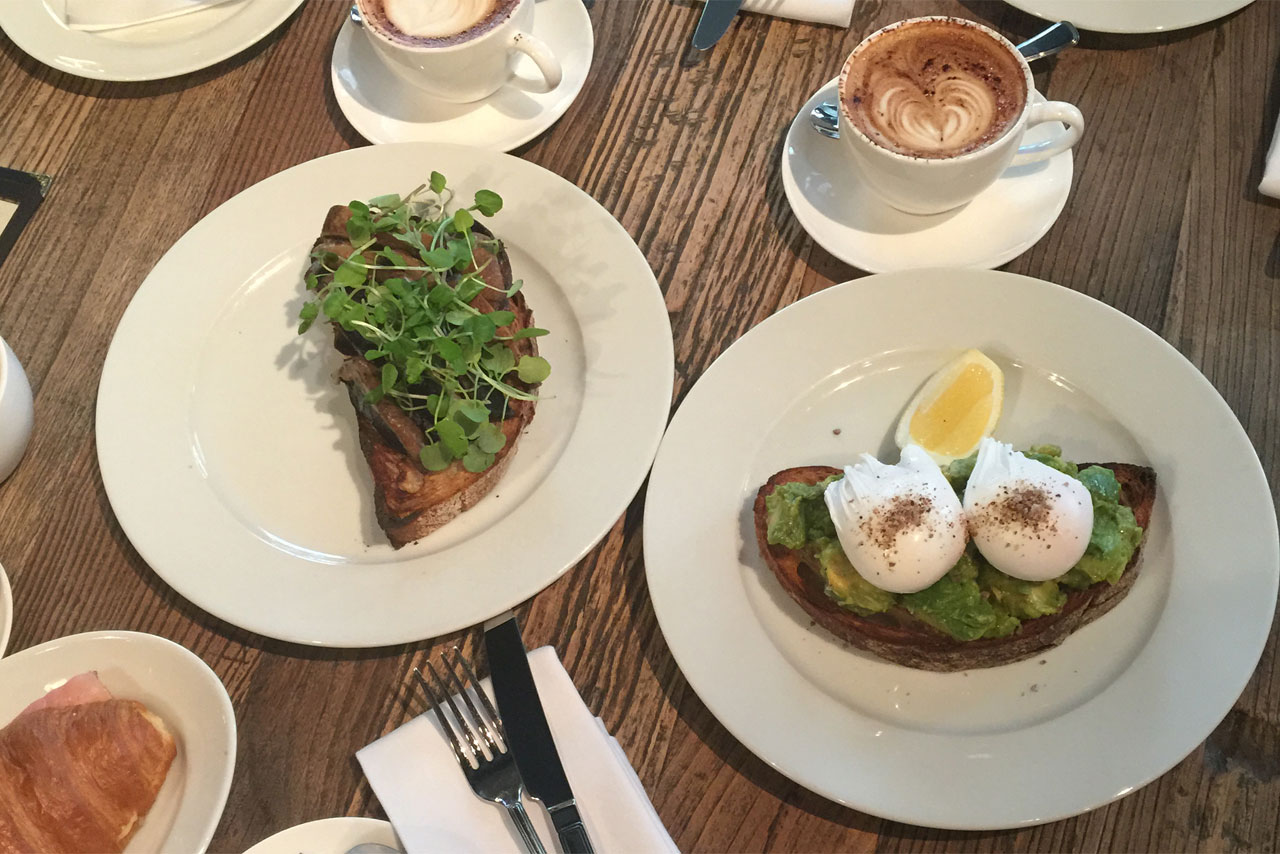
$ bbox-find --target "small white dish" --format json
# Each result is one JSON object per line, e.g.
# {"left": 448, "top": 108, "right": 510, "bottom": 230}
{"left": 332, "top": 0, "right": 594, "bottom": 150}
{"left": 782, "top": 79, "right": 1073, "bottom": 273}
{"left": 0, "top": 561, "right": 11, "bottom": 658}
{"left": 0, "top": 0, "right": 305, "bottom": 82}
{"left": 244, "top": 817, "right": 402, "bottom": 854}
{"left": 0, "top": 336, "right": 34, "bottom": 484}
{"left": 0, "top": 631, "right": 237, "bottom": 852}
{"left": 1004, "top": 0, "right": 1253, "bottom": 33}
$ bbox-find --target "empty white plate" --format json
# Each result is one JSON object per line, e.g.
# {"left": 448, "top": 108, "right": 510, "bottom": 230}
{"left": 0, "top": 0, "right": 304, "bottom": 81}
{"left": 245, "top": 817, "right": 401, "bottom": 854}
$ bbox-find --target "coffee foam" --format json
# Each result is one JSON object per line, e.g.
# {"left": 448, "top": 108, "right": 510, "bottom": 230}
{"left": 383, "top": 0, "right": 496, "bottom": 38}
{"left": 843, "top": 20, "right": 1027, "bottom": 159}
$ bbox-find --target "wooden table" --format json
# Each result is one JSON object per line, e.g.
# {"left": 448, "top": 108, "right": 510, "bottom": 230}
{"left": 2, "top": 0, "right": 1278, "bottom": 850}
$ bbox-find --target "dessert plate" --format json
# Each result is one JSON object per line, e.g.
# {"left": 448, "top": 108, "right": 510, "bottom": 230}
{"left": 332, "top": 0, "right": 593, "bottom": 149}
{"left": 644, "top": 269, "right": 1278, "bottom": 828}
{"left": 97, "top": 143, "right": 673, "bottom": 647}
{"left": 783, "top": 80, "right": 1073, "bottom": 273}
{"left": 245, "top": 817, "right": 402, "bottom": 854}
{"left": 0, "top": 0, "right": 305, "bottom": 82}
{"left": 0, "top": 631, "right": 236, "bottom": 852}
{"left": 1002, "top": 0, "right": 1253, "bottom": 33}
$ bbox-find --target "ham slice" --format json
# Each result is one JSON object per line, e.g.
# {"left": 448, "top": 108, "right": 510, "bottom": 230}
{"left": 17, "top": 671, "right": 113, "bottom": 718}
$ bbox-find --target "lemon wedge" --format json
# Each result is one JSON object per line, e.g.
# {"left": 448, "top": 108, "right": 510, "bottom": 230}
{"left": 894, "top": 349, "right": 1004, "bottom": 464}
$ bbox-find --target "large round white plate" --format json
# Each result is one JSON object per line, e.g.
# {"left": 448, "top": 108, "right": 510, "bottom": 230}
{"left": 1003, "top": 0, "right": 1253, "bottom": 33}
{"left": 97, "top": 142, "right": 673, "bottom": 648}
{"left": 783, "top": 80, "right": 1072, "bottom": 273}
{"left": 0, "top": 631, "right": 236, "bottom": 852}
{"left": 0, "top": 0, "right": 304, "bottom": 82}
{"left": 332, "top": 0, "right": 594, "bottom": 150}
{"left": 644, "top": 269, "right": 1278, "bottom": 829}
{"left": 245, "top": 817, "right": 402, "bottom": 854}
{"left": 0, "top": 561, "right": 11, "bottom": 657}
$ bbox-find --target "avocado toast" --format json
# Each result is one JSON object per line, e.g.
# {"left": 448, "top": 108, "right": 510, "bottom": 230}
{"left": 300, "top": 181, "right": 547, "bottom": 548}
{"left": 754, "top": 452, "right": 1156, "bottom": 671}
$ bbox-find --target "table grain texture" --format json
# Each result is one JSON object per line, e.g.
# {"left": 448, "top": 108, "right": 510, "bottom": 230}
{"left": 2, "top": 0, "right": 1279, "bottom": 851}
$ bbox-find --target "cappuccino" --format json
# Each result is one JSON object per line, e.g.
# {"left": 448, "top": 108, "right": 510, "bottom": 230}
{"left": 842, "top": 19, "right": 1027, "bottom": 159}
{"left": 360, "top": 0, "right": 519, "bottom": 47}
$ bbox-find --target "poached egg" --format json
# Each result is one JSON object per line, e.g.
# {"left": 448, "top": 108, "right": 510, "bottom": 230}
{"left": 963, "top": 438, "right": 1094, "bottom": 581}
{"left": 823, "top": 444, "right": 968, "bottom": 594}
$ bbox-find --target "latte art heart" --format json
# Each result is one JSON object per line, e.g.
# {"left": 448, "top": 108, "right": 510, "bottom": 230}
{"left": 384, "top": 0, "right": 498, "bottom": 37}
{"left": 361, "top": 0, "right": 518, "bottom": 46}
{"left": 842, "top": 20, "right": 1027, "bottom": 159}
{"left": 874, "top": 76, "right": 1002, "bottom": 155}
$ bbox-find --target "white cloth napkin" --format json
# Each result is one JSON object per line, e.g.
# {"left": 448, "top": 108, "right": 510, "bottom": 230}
{"left": 357, "top": 647, "right": 678, "bottom": 854}
{"left": 50, "top": 0, "right": 240, "bottom": 31}
{"left": 1262, "top": 111, "right": 1280, "bottom": 199}
{"left": 695, "top": 0, "right": 854, "bottom": 28}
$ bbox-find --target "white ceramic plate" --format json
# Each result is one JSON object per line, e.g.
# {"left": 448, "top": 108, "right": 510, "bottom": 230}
{"left": 332, "top": 0, "right": 594, "bottom": 150}
{"left": 0, "top": 631, "right": 236, "bottom": 852}
{"left": 0, "top": 0, "right": 304, "bottom": 82}
{"left": 244, "top": 817, "right": 401, "bottom": 854}
{"left": 1002, "top": 0, "right": 1253, "bottom": 33}
{"left": 97, "top": 142, "right": 673, "bottom": 647}
{"left": 783, "top": 81, "right": 1072, "bottom": 273}
{"left": 0, "top": 561, "right": 11, "bottom": 657}
{"left": 644, "top": 269, "right": 1278, "bottom": 829}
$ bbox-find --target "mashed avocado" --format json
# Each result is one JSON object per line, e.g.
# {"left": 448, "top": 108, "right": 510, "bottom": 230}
{"left": 902, "top": 553, "right": 1020, "bottom": 640}
{"left": 763, "top": 446, "right": 1144, "bottom": 642}
{"left": 817, "top": 539, "right": 897, "bottom": 615}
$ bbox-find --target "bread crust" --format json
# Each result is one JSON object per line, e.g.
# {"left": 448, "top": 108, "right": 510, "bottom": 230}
{"left": 311, "top": 206, "right": 538, "bottom": 548}
{"left": 753, "top": 462, "right": 1157, "bottom": 671}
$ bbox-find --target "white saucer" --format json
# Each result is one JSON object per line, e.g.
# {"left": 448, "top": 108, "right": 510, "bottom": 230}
{"left": 244, "top": 817, "right": 402, "bottom": 854}
{"left": 782, "top": 79, "right": 1074, "bottom": 273}
{"left": 331, "top": 0, "right": 593, "bottom": 150}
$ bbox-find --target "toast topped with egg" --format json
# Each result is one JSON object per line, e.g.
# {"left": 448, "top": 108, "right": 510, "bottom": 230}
{"left": 299, "top": 179, "right": 549, "bottom": 548}
{"left": 754, "top": 443, "right": 1156, "bottom": 671}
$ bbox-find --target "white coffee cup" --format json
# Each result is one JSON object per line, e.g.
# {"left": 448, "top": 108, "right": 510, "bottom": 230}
{"left": 356, "top": 0, "right": 562, "bottom": 104}
{"left": 0, "top": 337, "right": 33, "bottom": 484}
{"left": 837, "top": 17, "right": 1084, "bottom": 216}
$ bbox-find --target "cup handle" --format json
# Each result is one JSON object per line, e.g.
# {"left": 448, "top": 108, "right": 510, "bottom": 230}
{"left": 510, "top": 31, "right": 562, "bottom": 91}
{"left": 1010, "top": 100, "right": 1084, "bottom": 166}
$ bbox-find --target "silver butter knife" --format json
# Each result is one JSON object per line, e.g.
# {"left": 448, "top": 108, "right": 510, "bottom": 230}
{"left": 692, "top": 0, "right": 743, "bottom": 51}
{"left": 484, "top": 613, "right": 595, "bottom": 854}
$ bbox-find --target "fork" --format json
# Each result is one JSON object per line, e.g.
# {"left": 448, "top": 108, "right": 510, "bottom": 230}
{"left": 413, "top": 649, "right": 548, "bottom": 854}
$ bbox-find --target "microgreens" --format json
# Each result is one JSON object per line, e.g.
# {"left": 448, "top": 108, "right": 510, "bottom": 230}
{"left": 298, "top": 175, "right": 550, "bottom": 473}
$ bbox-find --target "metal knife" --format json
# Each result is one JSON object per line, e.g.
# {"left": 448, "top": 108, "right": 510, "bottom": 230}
{"left": 692, "top": 0, "right": 743, "bottom": 51}
{"left": 484, "top": 613, "right": 595, "bottom": 854}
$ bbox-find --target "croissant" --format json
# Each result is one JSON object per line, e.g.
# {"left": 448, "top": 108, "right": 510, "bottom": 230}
{"left": 0, "top": 683, "right": 176, "bottom": 854}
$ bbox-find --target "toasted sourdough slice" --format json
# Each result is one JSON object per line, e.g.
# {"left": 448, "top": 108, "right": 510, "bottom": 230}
{"left": 754, "top": 463, "right": 1157, "bottom": 671}
{"left": 311, "top": 206, "right": 538, "bottom": 548}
